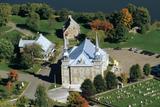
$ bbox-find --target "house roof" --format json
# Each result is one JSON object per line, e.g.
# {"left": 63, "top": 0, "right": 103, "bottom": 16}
{"left": 19, "top": 34, "right": 55, "bottom": 55}
{"left": 68, "top": 38, "right": 107, "bottom": 66}
{"left": 19, "top": 39, "right": 35, "bottom": 47}
{"left": 36, "top": 34, "right": 55, "bottom": 52}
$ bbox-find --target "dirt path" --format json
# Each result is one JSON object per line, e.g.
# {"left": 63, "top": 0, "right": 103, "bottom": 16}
{"left": 6, "top": 22, "right": 35, "bottom": 36}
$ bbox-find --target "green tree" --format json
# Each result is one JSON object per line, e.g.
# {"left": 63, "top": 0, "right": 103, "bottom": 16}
{"left": 80, "top": 79, "right": 96, "bottom": 98}
{"left": 134, "top": 7, "right": 150, "bottom": 33}
{"left": 37, "top": 4, "right": 53, "bottom": 19}
{"left": 23, "top": 43, "right": 42, "bottom": 59}
{"left": 0, "top": 85, "right": 9, "bottom": 98}
{"left": 105, "top": 71, "right": 118, "bottom": 89}
{"left": 134, "top": 7, "right": 151, "bottom": 27}
{"left": 26, "top": 11, "right": 40, "bottom": 31}
{"left": 94, "top": 11, "right": 106, "bottom": 20}
{"left": 75, "top": 12, "right": 95, "bottom": 23}
{"left": 56, "top": 8, "right": 73, "bottom": 22}
{"left": 130, "top": 64, "right": 142, "bottom": 82}
{"left": 18, "top": 3, "right": 30, "bottom": 17}
{"left": 108, "top": 11, "right": 122, "bottom": 27}
{"left": 93, "top": 75, "right": 106, "bottom": 93}
{"left": 16, "top": 96, "right": 29, "bottom": 107}
{"left": 107, "top": 23, "right": 129, "bottom": 43}
{"left": 67, "top": 92, "right": 89, "bottom": 107}
{"left": 127, "top": 3, "right": 137, "bottom": 15}
{"left": 11, "top": 4, "right": 20, "bottom": 15}
{"left": 0, "top": 3, "right": 12, "bottom": 26}
{"left": 20, "top": 53, "right": 33, "bottom": 69}
{"left": 143, "top": 64, "right": 151, "bottom": 76}
{"left": 0, "top": 39, "right": 14, "bottom": 60}
{"left": 35, "top": 85, "right": 48, "bottom": 107}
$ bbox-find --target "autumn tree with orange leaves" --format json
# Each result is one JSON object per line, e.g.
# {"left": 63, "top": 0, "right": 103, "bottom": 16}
{"left": 90, "top": 19, "right": 113, "bottom": 32}
{"left": 67, "top": 92, "right": 89, "bottom": 107}
{"left": 8, "top": 70, "right": 18, "bottom": 82}
{"left": 120, "top": 8, "right": 133, "bottom": 28}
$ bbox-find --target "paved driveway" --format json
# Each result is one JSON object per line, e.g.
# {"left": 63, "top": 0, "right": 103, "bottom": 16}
{"left": 0, "top": 68, "right": 51, "bottom": 100}
{"left": 106, "top": 49, "right": 160, "bottom": 74}
{"left": 48, "top": 87, "right": 69, "bottom": 103}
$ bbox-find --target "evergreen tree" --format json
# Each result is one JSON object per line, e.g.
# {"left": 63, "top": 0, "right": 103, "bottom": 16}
{"left": 130, "top": 64, "right": 141, "bottom": 82}
{"left": 143, "top": 64, "right": 151, "bottom": 76}
{"left": 35, "top": 85, "right": 48, "bottom": 107}
{"left": 105, "top": 72, "right": 118, "bottom": 89}
{"left": 93, "top": 75, "right": 106, "bottom": 93}
{"left": 81, "top": 79, "right": 96, "bottom": 98}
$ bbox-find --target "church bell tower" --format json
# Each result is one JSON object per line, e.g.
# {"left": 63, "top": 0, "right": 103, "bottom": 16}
{"left": 61, "top": 34, "right": 70, "bottom": 88}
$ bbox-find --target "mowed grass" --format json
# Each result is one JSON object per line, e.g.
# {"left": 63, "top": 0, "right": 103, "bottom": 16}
{"left": 9, "top": 15, "right": 160, "bottom": 53}
{"left": 0, "top": 26, "right": 12, "bottom": 32}
{"left": 0, "top": 61, "right": 11, "bottom": 71}
{"left": 9, "top": 15, "right": 26, "bottom": 24}
{"left": 94, "top": 78, "right": 160, "bottom": 107}
{"left": 101, "top": 30, "right": 160, "bottom": 53}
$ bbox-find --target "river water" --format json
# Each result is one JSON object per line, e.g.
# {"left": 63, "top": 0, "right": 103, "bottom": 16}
{"left": 0, "top": 0, "right": 160, "bottom": 21}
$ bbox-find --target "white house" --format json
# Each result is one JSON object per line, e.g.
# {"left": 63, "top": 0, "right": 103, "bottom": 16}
{"left": 19, "top": 34, "right": 55, "bottom": 60}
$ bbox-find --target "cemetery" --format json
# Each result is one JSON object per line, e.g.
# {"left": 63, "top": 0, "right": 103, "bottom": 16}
{"left": 93, "top": 78, "right": 160, "bottom": 107}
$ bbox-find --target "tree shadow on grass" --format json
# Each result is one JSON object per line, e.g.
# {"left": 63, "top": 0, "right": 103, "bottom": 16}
{"left": 55, "top": 29, "right": 63, "bottom": 38}
{"left": 16, "top": 24, "right": 49, "bottom": 35}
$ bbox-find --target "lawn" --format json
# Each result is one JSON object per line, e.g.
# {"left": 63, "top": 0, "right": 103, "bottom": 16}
{"left": 101, "top": 30, "right": 160, "bottom": 53}
{"left": 0, "top": 26, "right": 12, "bottom": 32}
{"left": 8, "top": 15, "right": 160, "bottom": 53}
{"left": 94, "top": 78, "right": 160, "bottom": 107}
{"left": 9, "top": 15, "right": 26, "bottom": 24}
{"left": 0, "top": 61, "right": 11, "bottom": 71}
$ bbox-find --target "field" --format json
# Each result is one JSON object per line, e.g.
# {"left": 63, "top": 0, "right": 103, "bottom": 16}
{"left": 101, "top": 30, "right": 160, "bottom": 53}
{"left": 8, "top": 15, "right": 160, "bottom": 53}
{"left": 94, "top": 78, "right": 160, "bottom": 107}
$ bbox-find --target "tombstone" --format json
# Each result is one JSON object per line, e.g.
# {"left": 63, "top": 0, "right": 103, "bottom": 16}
{"left": 21, "top": 82, "right": 24, "bottom": 87}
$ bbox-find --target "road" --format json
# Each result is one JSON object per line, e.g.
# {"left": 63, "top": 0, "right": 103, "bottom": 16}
{"left": 0, "top": 67, "right": 51, "bottom": 99}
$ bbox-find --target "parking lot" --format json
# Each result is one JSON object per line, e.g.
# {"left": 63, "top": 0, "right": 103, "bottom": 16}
{"left": 106, "top": 48, "right": 160, "bottom": 74}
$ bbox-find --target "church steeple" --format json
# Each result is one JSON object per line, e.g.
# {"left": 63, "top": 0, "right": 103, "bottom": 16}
{"left": 63, "top": 33, "right": 69, "bottom": 59}
{"left": 95, "top": 32, "right": 101, "bottom": 60}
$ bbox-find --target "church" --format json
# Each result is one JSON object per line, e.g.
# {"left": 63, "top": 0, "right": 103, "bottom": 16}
{"left": 61, "top": 34, "right": 109, "bottom": 88}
